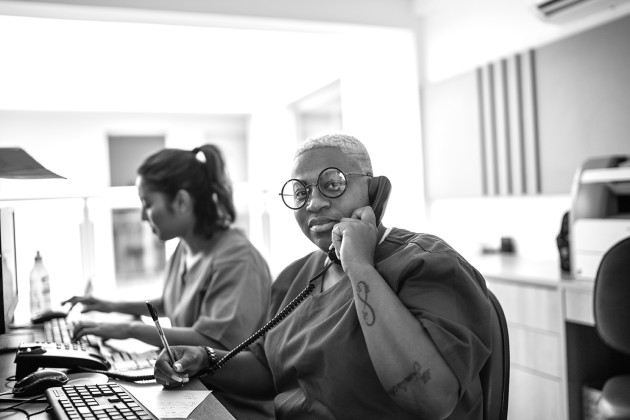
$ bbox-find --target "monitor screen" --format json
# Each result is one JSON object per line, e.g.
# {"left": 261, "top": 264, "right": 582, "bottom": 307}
{"left": 0, "top": 207, "right": 18, "bottom": 335}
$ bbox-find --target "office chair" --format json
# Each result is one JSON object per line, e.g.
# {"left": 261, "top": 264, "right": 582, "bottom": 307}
{"left": 594, "top": 237, "right": 630, "bottom": 420}
{"left": 480, "top": 289, "right": 510, "bottom": 420}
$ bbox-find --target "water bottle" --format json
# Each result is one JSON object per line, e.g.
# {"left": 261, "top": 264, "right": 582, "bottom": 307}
{"left": 30, "top": 251, "right": 51, "bottom": 316}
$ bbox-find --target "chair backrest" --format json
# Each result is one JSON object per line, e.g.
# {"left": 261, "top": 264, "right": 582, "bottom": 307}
{"left": 480, "top": 289, "right": 510, "bottom": 420}
{"left": 594, "top": 237, "right": 630, "bottom": 355}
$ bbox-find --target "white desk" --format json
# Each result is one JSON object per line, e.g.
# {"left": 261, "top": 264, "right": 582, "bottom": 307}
{"left": 470, "top": 254, "right": 630, "bottom": 420}
{"left": 0, "top": 334, "right": 236, "bottom": 420}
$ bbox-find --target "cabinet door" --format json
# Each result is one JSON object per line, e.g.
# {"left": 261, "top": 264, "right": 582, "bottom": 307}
{"left": 509, "top": 367, "right": 563, "bottom": 420}
{"left": 564, "top": 286, "right": 594, "bottom": 326}
{"left": 487, "top": 280, "right": 560, "bottom": 332}
{"left": 487, "top": 279, "right": 566, "bottom": 420}
{"left": 509, "top": 327, "right": 561, "bottom": 377}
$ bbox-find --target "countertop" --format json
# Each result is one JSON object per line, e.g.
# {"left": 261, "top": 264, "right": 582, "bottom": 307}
{"left": 465, "top": 253, "right": 576, "bottom": 288}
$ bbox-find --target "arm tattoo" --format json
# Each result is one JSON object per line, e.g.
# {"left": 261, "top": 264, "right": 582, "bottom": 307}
{"left": 388, "top": 362, "right": 432, "bottom": 396}
{"left": 356, "top": 281, "right": 375, "bottom": 326}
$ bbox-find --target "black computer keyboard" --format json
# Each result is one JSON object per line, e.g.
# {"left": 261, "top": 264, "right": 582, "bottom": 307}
{"left": 44, "top": 318, "right": 99, "bottom": 348}
{"left": 41, "top": 318, "right": 158, "bottom": 373}
{"left": 46, "top": 383, "right": 157, "bottom": 420}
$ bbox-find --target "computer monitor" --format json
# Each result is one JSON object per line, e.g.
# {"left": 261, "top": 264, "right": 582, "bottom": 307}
{"left": 0, "top": 207, "right": 18, "bottom": 335}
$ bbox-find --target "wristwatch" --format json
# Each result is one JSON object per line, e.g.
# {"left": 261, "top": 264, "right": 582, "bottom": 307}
{"left": 196, "top": 346, "right": 218, "bottom": 378}
{"left": 202, "top": 346, "right": 217, "bottom": 368}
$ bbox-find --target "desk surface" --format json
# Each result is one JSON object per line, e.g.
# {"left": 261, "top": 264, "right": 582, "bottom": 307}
{"left": 0, "top": 343, "right": 235, "bottom": 420}
{"left": 468, "top": 254, "right": 567, "bottom": 286}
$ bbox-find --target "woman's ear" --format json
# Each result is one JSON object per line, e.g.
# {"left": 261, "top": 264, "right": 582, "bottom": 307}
{"left": 173, "top": 189, "right": 194, "bottom": 214}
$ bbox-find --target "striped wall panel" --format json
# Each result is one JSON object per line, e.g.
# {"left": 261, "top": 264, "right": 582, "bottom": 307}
{"left": 477, "top": 50, "right": 541, "bottom": 195}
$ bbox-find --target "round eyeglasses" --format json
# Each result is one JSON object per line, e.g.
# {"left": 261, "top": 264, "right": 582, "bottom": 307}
{"left": 279, "top": 167, "right": 371, "bottom": 210}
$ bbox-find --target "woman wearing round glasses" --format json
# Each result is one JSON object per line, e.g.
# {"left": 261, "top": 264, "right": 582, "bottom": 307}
{"left": 154, "top": 134, "right": 492, "bottom": 420}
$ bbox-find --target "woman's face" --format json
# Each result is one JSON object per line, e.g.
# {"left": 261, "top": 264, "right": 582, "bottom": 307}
{"left": 136, "top": 176, "right": 182, "bottom": 241}
{"left": 291, "top": 147, "right": 371, "bottom": 252}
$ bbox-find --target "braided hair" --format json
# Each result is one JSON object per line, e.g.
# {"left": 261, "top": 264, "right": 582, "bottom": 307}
{"left": 137, "top": 144, "right": 236, "bottom": 238}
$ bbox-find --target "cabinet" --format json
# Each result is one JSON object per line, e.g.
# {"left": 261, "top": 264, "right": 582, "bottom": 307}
{"left": 485, "top": 277, "right": 566, "bottom": 420}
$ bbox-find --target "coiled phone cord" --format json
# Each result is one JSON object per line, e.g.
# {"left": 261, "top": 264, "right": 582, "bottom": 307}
{"left": 82, "top": 258, "right": 336, "bottom": 382}
{"left": 198, "top": 258, "right": 336, "bottom": 377}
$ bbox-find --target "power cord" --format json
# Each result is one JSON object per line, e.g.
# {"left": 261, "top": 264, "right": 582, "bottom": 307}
{"left": 0, "top": 394, "right": 49, "bottom": 418}
{"left": 74, "top": 366, "right": 154, "bottom": 382}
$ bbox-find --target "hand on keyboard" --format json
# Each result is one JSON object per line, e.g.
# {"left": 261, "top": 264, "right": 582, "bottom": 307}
{"left": 61, "top": 295, "right": 115, "bottom": 314}
{"left": 39, "top": 318, "right": 159, "bottom": 376}
{"left": 72, "top": 321, "right": 130, "bottom": 342}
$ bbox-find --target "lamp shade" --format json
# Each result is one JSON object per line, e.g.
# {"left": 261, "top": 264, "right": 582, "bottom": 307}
{"left": 0, "top": 148, "right": 64, "bottom": 179}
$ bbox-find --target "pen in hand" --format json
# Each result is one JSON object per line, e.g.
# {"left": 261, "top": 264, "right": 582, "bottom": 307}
{"left": 146, "top": 301, "right": 186, "bottom": 383}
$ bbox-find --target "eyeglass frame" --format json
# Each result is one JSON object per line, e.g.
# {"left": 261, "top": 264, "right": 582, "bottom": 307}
{"left": 279, "top": 166, "right": 372, "bottom": 210}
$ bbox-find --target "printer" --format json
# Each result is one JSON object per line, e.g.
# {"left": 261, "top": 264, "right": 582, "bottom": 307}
{"left": 570, "top": 155, "right": 630, "bottom": 280}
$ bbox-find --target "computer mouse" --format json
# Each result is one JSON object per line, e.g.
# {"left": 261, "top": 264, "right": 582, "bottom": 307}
{"left": 30, "top": 310, "right": 68, "bottom": 324}
{"left": 13, "top": 369, "right": 69, "bottom": 397}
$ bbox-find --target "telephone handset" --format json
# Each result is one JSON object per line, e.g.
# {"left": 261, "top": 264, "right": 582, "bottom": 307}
{"left": 368, "top": 175, "right": 392, "bottom": 226}
{"left": 195, "top": 175, "right": 393, "bottom": 378}
{"left": 327, "top": 175, "right": 392, "bottom": 264}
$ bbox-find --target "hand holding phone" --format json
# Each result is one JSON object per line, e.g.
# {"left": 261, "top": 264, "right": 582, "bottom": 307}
{"left": 328, "top": 176, "right": 392, "bottom": 266}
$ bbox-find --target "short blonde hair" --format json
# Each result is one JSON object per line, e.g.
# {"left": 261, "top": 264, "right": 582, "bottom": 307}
{"left": 295, "top": 133, "right": 373, "bottom": 175}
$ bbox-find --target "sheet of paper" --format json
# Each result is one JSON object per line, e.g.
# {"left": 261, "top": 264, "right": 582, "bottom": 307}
{"left": 120, "top": 382, "right": 211, "bottom": 419}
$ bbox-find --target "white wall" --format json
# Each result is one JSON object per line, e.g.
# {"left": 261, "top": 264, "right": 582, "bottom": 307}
{"left": 427, "top": 195, "right": 571, "bottom": 262}
{"left": 418, "top": 0, "right": 630, "bottom": 83}
{"left": 0, "top": 9, "right": 424, "bottom": 313}
{"left": 0, "top": 111, "right": 249, "bottom": 188}
{"left": 416, "top": 0, "right": 630, "bottom": 266}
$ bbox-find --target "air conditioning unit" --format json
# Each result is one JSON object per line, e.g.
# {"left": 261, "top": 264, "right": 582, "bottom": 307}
{"left": 532, "top": 0, "right": 630, "bottom": 22}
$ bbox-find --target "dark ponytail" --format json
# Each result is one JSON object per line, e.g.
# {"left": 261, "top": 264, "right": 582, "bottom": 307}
{"left": 137, "top": 144, "right": 236, "bottom": 238}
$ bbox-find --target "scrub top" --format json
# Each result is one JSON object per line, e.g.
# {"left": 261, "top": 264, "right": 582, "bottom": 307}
{"left": 162, "top": 228, "right": 272, "bottom": 349}
{"left": 251, "top": 227, "right": 492, "bottom": 420}
{"left": 163, "top": 227, "right": 275, "bottom": 420}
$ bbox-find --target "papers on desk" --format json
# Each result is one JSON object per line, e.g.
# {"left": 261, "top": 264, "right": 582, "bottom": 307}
{"left": 120, "top": 382, "right": 211, "bottom": 419}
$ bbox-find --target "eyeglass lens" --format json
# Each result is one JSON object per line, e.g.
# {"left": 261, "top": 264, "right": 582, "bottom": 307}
{"left": 281, "top": 168, "right": 348, "bottom": 209}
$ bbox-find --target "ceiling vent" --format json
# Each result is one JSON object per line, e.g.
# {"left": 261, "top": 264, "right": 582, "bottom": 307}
{"left": 533, "top": 0, "right": 630, "bottom": 22}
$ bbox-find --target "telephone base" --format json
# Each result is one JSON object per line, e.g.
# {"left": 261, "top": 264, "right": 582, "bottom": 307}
{"left": 14, "top": 342, "right": 110, "bottom": 380}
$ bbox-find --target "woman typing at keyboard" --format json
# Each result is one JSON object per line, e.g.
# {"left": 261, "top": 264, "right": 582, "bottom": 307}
{"left": 63, "top": 144, "right": 274, "bottom": 420}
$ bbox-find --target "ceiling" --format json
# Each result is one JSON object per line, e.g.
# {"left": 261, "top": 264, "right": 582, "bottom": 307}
{"left": 0, "top": 12, "right": 355, "bottom": 113}
{"left": 0, "top": 16, "right": 354, "bottom": 113}
{"left": 0, "top": 0, "right": 413, "bottom": 114}
{"left": 2, "top": 0, "right": 630, "bottom": 111}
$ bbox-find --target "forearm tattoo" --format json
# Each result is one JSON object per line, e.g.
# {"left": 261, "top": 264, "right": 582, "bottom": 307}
{"left": 356, "top": 281, "right": 375, "bottom": 326}
{"left": 388, "top": 362, "right": 431, "bottom": 396}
